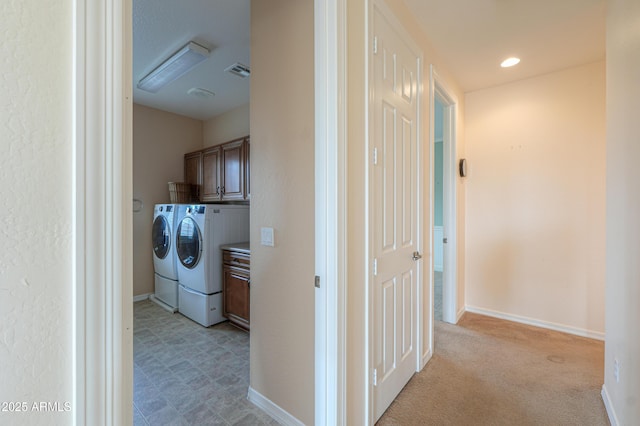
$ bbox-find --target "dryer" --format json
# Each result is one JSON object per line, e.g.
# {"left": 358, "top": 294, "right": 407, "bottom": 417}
{"left": 176, "top": 204, "right": 249, "bottom": 326}
{"left": 151, "top": 204, "right": 179, "bottom": 310}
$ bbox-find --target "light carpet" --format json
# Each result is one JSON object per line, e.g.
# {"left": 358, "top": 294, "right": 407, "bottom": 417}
{"left": 377, "top": 313, "right": 608, "bottom": 425}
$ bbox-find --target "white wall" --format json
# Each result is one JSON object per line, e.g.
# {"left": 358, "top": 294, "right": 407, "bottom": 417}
{"left": 465, "top": 61, "right": 606, "bottom": 338}
{"left": 132, "top": 104, "right": 203, "bottom": 297}
{"left": 250, "top": 1, "right": 315, "bottom": 424}
{"left": 0, "top": 1, "right": 73, "bottom": 424}
{"left": 604, "top": 0, "right": 640, "bottom": 422}
{"left": 203, "top": 103, "right": 250, "bottom": 148}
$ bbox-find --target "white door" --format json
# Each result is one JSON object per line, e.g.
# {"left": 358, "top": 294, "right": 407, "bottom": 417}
{"left": 371, "top": 3, "right": 422, "bottom": 421}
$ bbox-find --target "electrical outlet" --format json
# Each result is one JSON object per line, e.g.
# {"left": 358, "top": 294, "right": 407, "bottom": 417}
{"left": 614, "top": 359, "right": 620, "bottom": 383}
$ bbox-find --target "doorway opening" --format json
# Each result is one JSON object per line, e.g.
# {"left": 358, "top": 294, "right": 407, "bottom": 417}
{"left": 76, "top": 0, "right": 340, "bottom": 423}
{"left": 130, "top": 2, "right": 254, "bottom": 424}
{"left": 433, "top": 96, "right": 445, "bottom": 321}
{"left": 430, "top": 69, "right": 458, "bottom": 326}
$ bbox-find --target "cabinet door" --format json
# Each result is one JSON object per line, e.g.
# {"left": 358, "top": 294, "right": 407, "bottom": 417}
{"left": 184, "top": 151, "right": 202, "bottom": 200}
{"left": 184, "top": 151, "right": 201, "bottom": 185}
{"left": 221, "top": 139, "right": 245, "bottom": 201}
{"left": 223, "top": 266, "right": 250, "bottom": 329}
{"left": 201, "top": 146, "right": 221, "bottom": 202}
{"left": 244, "top": 137, "right": 250, "bottom": 200}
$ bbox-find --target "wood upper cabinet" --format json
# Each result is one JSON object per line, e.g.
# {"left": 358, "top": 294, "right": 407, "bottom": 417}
{"left": 221, "top": 139, "right": 245, "bottom": 201}
{"left": 184, "top": 135, "right": 250, "bottom": 203}
{"left": 201, "top": 146, "right": 221, "bottom": 202}
{"left": 184, "top": 151, "right": 202, "bottom": 199}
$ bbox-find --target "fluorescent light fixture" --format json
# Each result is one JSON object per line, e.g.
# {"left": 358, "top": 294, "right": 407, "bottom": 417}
{"left": 137, "top": 41, "right": 210, "bottom": 93}
{"left": 501, "top": 57, "right": 521, "bottom": 68}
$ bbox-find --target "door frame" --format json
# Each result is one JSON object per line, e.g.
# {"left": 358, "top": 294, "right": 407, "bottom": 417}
{"left": 429, "top": 66, "right": 459, "bottom": 325}
{"left": 367, "top": 0, "right": 425, "bottom": 421}
{"left": 73, "top": 0, "right": 133, "bottom": 424}
{"left": 75, "top": 0, "right": 348, "bottom": 424}
{"left": 314, "top": 0, "right": 347, "bottom": 424}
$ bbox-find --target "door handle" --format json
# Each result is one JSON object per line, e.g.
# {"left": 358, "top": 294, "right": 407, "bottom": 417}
{"left": 443, "top": 237, "right": 448, "bottom": 244}
{"left": 412, "top": 251, "right": 422, "bottom": 261}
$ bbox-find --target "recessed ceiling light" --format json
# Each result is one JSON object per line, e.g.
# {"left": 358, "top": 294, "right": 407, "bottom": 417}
{"left": 501, "top": 57, "right": 521, "bottom": 68}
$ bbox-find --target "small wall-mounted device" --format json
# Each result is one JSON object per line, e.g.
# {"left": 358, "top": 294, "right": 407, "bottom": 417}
{"left": 459, "top": 158, "right": 467, "bottom": 177}
{"left": 261, "top": 227, "right": 275, "bottom": 247}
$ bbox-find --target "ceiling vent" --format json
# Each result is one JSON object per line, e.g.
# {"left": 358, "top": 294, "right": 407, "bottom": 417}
{"left": 225, "top": 63, "right": 251, "bottom": 78}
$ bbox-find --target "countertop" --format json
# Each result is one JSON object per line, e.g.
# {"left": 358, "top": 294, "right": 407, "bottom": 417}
{"left": 220, "top": 242, "right": 250, "bottom": 254}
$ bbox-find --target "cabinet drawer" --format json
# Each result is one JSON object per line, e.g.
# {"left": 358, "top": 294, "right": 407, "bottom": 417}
{"left": 223, "top": 251, "right": 250, "bottom": 269}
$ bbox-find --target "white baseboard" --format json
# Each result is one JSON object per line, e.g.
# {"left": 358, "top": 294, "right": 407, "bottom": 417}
{"left": 456, "top": 307, "right": 465, "bottom": 323}
{"left": 247, "top": 386, "right": 305, "bottom": 426}
{"left": 420, "top": 348, "right": 433, "bottom": 370}
{"left": 601, "top": 385, "right": 619, "bottom": 426}
{"left": 133, "top": 293, "right": 151, "bottom": 303}
{"left": 464, "top": 305, "right": 605, "bottom": 341}
{"left": 148, "top": 294, "right": 178, "bottom": 313}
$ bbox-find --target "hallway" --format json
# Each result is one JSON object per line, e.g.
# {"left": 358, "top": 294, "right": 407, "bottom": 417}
{"left": 378, "top": 313, "right": 608, "bottom": 425}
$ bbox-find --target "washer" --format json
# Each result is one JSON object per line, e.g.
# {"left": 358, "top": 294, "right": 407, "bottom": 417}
{"left": 151, "top": 203, "right": 179, "bottom": 310}
{"left": 175, "top": 204, "right": 249, "bottom": 326}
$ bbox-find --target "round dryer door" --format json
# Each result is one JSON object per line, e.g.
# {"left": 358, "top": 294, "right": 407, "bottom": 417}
{"left": 152, "top": 216, "right": 171, "bottom": 259}
{"left": 176, "top": 217, "right": 202, "bottom": 269}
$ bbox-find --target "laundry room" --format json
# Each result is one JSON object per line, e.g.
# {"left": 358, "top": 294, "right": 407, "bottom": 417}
{"left": 130, "top": 0, "right": 265, "bottom": 423}
{"left": 129, "top": 0, "right": 315, "bottom": 423}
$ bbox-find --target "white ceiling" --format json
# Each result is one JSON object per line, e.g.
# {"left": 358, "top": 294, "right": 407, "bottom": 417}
{"left": 132, "top": 0, "right": 606, "bottom": 121}
{"left": 132, "top": 0, "right": 250, "bottom": 121}
{"left": 403, "top": 0, "right": 606, "bottom": 93}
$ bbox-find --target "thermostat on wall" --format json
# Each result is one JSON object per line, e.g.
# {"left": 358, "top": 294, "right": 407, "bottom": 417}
{"left": 459, "top": 158, "right": 467, "bottom": 177}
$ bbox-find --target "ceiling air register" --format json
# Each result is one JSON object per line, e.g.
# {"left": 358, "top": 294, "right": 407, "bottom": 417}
{"left": 224, "top": 62, "right": 251, "bottom": 78}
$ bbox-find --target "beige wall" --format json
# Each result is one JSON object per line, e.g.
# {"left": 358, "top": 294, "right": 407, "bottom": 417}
{"left": 0, "top": 0, "right": 73, "bottom": 424}
{"left": 203, "top": 103, "right": 250, "bottom": 148}
{"left": 132, "top": 104, "right": 203, "bottom": 296}
{"left": 464, "top": 61, "right": 606, "bottom": 337}
{"left": 347, "top": 0, "right": 466, "bottom": 422}
{"left": 250, "top": 1, "right": 315, "bottom": 424}
{"left": 604, "top": 0, "right": 640, "bottom": 422}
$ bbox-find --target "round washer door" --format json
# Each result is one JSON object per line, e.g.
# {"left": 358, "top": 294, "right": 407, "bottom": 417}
{"left": 152, "top": 216, "right": 171, "bottom": 260}
{"left": 176, "top": 217, "right": 202, "bottom": 269}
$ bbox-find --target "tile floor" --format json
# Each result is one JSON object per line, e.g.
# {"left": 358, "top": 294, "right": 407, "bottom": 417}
{"left": 133, "top": 300, "right": 278, "bottom": 426}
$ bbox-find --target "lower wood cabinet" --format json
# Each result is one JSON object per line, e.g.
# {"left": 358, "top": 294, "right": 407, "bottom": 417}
{"left": 222, "top": 247, "right": 250, "bottom": 331}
